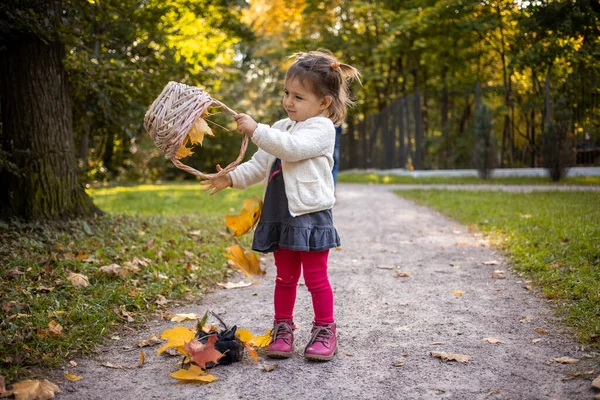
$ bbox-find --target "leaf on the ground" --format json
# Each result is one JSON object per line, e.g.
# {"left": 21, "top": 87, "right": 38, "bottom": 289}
{"left": 225, "top": 197, "right": 263, "bottom": 237}
{"left": 262, "top": 363, "right": 278, "bottom": 372}
{"left": 37, "top": 321, "right": 64, "bottom": 338}
{"left": 217, "top": 280, "right": 256, "bottom": 289}
{"left": 481, "top": 337, "right": 503, "bottom": 344}
{"left": 157, "top": 326, "right": 196, "bottom": 355}
{"left": 7, "top": 267, "right": 24, "bottom": 279}
{"left": 592, "top": 375, "right": 600, "bottom": 389}
{"left": 139, "top": 351, "right": 145, "bottom": 367}
{"left": 535, "top": 328, "right": 548, "bottom": 334}
{"left": 393, "top": 362, "right": 404, "bottom": 367}
{"left": 101, "top": 361, "right": 139, "bottom": 369}
{"left": 66, "top": 272, "right": 89, "bottom": 288}
{"left": 482, "top": 260, "right": 499, "bottom": 265}
{"left": 98, "top": 264, "right": 128, "bottom": 278}
{"left": 137, "top": 334, "right": 163, "bottom": 348}
{"left": 491, "top": 270, "right": 505, "bottom": 279}
{"left": 10, "top": 379, "right": 62, "bottom": 400}
{"left": 431, "top": 342, "right": 442, "bottom": 345}
{"left": 183, "top": 336, "right": 224, "bottom": 369}
{"left": 520, "top": 315, "right": 533, "bottom": 323}
{"left": 553, "top": 356, "right": 579, "bottom": 364}
{"left": 395, "top": 271, "right": 411, "bottom": 278}
{"left": 170, "top": 313, "right": 199, "bottom": 322}
{"left": 452, "top": 290, "right": 463, "bottom": 297}
{"left": 225, "top": 245, "right": 263, "bottom": 277}
{"left": 242, "top": 343, "right": 259, "bottom": 362}
{"left": 169, "top": 365, "right": 218, "bottom": 383}
{"left": 430, "top": 351, "right": 472, "bottom": 363}
{"left": 377, "top": 265, "right": 396, "bottom": 270}
{"left": 155, "top": 295, "right": 169, "bottom": 306}
{"left": 532, "top": 338, "right": 542, "bottom": 344}
{"left": 236, "top": 328, "right": 272, "bottom": 348}
{"left": 63, "top": 373, "right": 82, "bottom": 382}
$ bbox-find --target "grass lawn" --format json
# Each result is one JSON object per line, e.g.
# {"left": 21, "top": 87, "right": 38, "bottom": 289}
{"left": 0, "top": 183, "right": 263, "bottom": 382}
{"left": 395, "top": 189, "right": 600, "bottom": 346}
{"left": 339, "top": 173, "right": 600, "bottom": 186}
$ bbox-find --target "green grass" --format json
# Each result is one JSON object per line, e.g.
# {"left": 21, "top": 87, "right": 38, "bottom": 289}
{"left": 0, "top": 183, "right": 263, "bottom": 382}
{"left": 339, "top": 173, "right": 600, "bottom": 186}
{"left": 395, "top": 189, "right": 600, "bottom": 346}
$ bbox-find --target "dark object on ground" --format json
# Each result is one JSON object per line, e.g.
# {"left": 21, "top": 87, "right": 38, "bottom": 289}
{"left": 196, "top": 312, "right": 245, "bottom": 368}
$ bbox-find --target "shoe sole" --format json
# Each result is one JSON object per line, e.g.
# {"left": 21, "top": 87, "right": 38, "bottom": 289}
{"left": 304, "top": 346, "right": 338, "bottom": 361}
{"left": 265, "top": 351, "right": 293, "bottom": 359}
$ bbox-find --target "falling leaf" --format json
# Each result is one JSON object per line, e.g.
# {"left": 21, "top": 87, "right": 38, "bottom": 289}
{"left": 553, "top": 356, "right": 579, "bottom": 364}
{"left": 225, "top": 245, "right": 263, "bottom": 277}
{"left": 10, "top": 379, "right": 62, "bottom": 400}
{"left": 184, "top": 336, "right": 224, "bottom": 369}
{"left": 137, "top": 334, "right": 163, "bottom": 348}
{"left": 452, "top": 290, "right": 463, "bottom": 297}
{"left": 66, "top": 272, "right": 89, "bottom": 288}
{"left": 262, "top": 363, "right": 278, "bottom": 372}
{"left": 481, "top": 338, "right": 503, "bottom": 344}
{"left": 430, "top": 351, "right": 472, "bottom": 363}
{"left": 236, "top": 328, "right": 272, "bottom": 348}
{"left": 157, "top": 326, "right": 196, "bottom": 355}
{"left": 63, "top": 373, "right": 82, "bottom": 382}
{"left": 395, "top": 271, "right": 411, "bottom": 278}
{"left": 217, "top": 280, "right": 255, "bottom": 289}
{"left": 188, "top": 117, "right": 214, "bottom": 146}
{"left": 98, "top": 264, "right": 127, "bottom": 278}
{"left": 169, "top": 365, "right": 218, "bottom": 383}
{"left": 170, "top": 313, "right": 199, "bottom": 322}
{"left": 225, "top": 197, "right": 263, "bottom": 236}
{"left": 535, "top": 329, "right": 548, "bottom": 335}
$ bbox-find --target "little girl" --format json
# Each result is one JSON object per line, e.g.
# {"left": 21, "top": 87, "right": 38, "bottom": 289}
{"left": 201, "top": 50, "right": 360, "bottom": 361}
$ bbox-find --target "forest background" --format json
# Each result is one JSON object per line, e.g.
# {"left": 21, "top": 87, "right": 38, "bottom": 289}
{"left": 1, "top": 0, "right": 599, "bottom": 187}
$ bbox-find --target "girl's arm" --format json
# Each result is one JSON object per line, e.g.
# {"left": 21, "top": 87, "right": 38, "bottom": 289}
{"left": 252, "top": 118, "right": 335, "bottom": 162}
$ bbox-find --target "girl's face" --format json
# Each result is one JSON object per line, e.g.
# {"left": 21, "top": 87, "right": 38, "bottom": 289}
{"left": 282, "top": 78, "right": 331, "bottom": 123}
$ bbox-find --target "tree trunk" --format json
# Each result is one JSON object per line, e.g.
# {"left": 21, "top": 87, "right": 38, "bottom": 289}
{"left": 0, "top": 0, "right": 98, "bottom": 220}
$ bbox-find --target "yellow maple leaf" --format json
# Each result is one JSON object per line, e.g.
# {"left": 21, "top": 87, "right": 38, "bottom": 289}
{"left": 188, "top": 117, "right": 214, "bottom": 146}
{"left": 224, "top": 245, "right": 264, "bottom": 277}
{"left": 157, "top": 326, "right": 195, "bottom": 355}
{"left": 225, "top": 197, "right": 263, "bottom": 237}
{"left": 175, "top": 143, "right": 194, "bottom": 159}
{"left": 236, "top": 328, "right": 272, "bottom": 348}
{"left": 169, "top": 365, "right": 218, "bottom": 383}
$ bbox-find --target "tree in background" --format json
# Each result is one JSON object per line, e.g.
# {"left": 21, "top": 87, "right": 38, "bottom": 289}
{"left": 541, "top": 96, "right": 575, "bottom": 182}
{"left": 0, "top": 0, "right": 98, "bottom": 220}
{"left": 473, "top": 102, "right": 496, "bottom": 179}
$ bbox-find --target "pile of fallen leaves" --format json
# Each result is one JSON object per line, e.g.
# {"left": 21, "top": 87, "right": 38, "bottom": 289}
{"left": 158, "top": 312, "right": 274, "bottom": 383}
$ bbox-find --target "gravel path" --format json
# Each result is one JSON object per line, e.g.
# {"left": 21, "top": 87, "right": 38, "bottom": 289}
{"left": 55, "top": 183, "right": 597, "bottom": 400}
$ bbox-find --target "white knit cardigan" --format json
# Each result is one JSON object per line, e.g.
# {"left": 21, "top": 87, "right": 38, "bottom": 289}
{"left": 229, "top": 116, "right": 336, "bottom": 217}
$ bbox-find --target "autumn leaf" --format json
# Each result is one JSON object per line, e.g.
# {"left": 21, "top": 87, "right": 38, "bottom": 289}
{"left": 98, "top": 264, "right": 128, "bottom": 278}
{"left": 175, "top": 137, "right": 194, "bottom": 160}
{"left": 66, "top": 272, "right": 89, "bottom": 288}
{"left": 188, "top": 117, "right": 214, "bottom": 146}
{"left": 481, "top": 337, "right": 504, "bottom": 344}
{"left": 261, "top": 363, "right": 278, "bottom": 372}
{"left": 170, "top": 313, "right": 199, "bottom": 322}
{"left": 552, "top": 356, "right": 579, "bottom": 364}
{"left": 430, "top": 351, "right": 472, "bottom": 363}
{"left": 63, "top": 373, "right": 82, "bottom": 382}
{"left": 157, "top": 326, "right": 195, "bottom": 355}
{"left": 10, "top": 379, "right": 62, "bottom": 400}
{"left": 169, "top": 365, "right": 218, "bottom": 383}
{"left": 225, "top": 245, "right": 263, "bottom": 277}
{"left": 225, "top": 197, "right": 263, "bottom": 236}
{"left": 183, "top": 336, "right": 224, "bottom": 369}
{"left": 137, "top": 334, "right": 163, "bottom": 348}
{"left": 236, "top": 328, "right": 272, "bottom": 347}
{"left": 592, "top": 375, "right": 600, "bottom": 389}
{"left": 37, "top": 321, "right": 64, "bottom": 338}
{"left": 217, "top": 280, "right": 256, "bottom": 289}
{"left": 452, "top": 290, "right": 463, "bottom": 297}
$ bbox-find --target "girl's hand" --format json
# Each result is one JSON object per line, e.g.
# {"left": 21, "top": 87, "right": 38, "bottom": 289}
{"left": 200, "top": 165, "right": 233, "bottom": 195}
{"left": 234, "top": 113, "right": 258, "bottom": 137}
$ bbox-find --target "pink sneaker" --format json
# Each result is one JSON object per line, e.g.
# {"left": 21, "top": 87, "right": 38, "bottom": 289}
{"left": 265, "top": 318, "right": 295, "bottom": 358}
{"left": 304, "top": 322, "right": 337, "bottom": 361}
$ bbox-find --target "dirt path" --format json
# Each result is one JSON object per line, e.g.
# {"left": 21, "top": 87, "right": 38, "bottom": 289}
{"left": 56, "top": 183, "right": 596, "bottom": 399}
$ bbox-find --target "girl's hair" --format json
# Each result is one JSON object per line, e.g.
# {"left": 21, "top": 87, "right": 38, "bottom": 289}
{"left": 285, "top": 49, "right": 361, "bottom": 126}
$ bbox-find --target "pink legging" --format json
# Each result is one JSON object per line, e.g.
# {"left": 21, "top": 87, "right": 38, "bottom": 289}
{"left": 273, "top": 248, "right": 334, "bottom": 323}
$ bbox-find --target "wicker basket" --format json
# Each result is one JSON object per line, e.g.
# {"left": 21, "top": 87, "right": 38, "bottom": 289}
{"left": 144, "top": 81, "right": 247, "bottom": 179}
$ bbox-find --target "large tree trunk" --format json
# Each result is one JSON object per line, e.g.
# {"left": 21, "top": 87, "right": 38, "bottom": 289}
{"left": 0, "top": 0, "right": 98, "bottom": 220}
